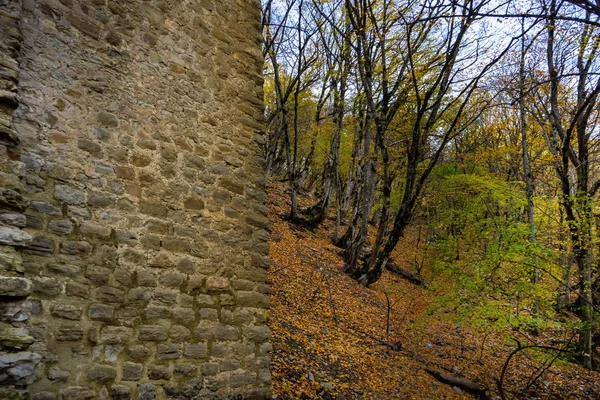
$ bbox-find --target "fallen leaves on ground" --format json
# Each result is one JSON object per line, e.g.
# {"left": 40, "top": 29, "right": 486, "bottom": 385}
{"left": 267, "top": 184, "right": 600, "bottom": 399}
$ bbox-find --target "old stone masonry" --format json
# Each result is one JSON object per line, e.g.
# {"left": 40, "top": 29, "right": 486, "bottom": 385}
{"left": 0, "top": 0, "right": 270, "bottom": 399}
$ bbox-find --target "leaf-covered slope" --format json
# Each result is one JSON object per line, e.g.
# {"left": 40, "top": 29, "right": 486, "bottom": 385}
{"left": 267, "top": 184, "right": 600, "bottom": 399}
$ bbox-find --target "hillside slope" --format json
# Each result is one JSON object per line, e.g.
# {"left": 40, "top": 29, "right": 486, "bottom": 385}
{"left": 267, "top": 185, "right": 600, "bottom": 399}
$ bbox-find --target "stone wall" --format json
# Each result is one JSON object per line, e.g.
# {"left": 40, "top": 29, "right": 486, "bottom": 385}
{"left": 0, "top": 0, "right": 270, "bottom": 399}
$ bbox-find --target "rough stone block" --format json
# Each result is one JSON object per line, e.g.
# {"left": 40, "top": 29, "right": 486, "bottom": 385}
{"left": 148, "top": 365, "right": 171, "bottom": 380}
{"left": 60, "top": 241, "right": 92, "bottom": 257}
{"left": 54, "top": 185, "right": 85, "bottom": 205}
{"left": 80, "top": 222, "right": 111, "bottom": 239}
{"left": 199, "top": 308, "right": 218, "bottom": 321}
{"left": 174, "top": 363, "right": 196, "bottom": 377}
{"left": 206, "top": 276, "right": 230, "bottom": 291}
{"left": 66, "top": 14, "right": 101, "bottom": 39}
{"left": 201, "top": 363, "right": 219, "bottom": 376}
{"left": 244, "top": 325, "right": 270, "bottom": 342}
{"left": 48, "top": 263, "right": 80, "bottom": 276}
{"left": 137, "top": 383, "right": 156, "bottom": 400}
{"left": 215, "top": 324, "right": 240, "bottom": 341}
{"left": 0, "top": 327, "right": 34, "bottom": 349}
{"left": 51, "top": 304, "right": 82, "bottom": 320}
{"left": 139, "top": 325, "right": 167, "bottom": 341}
{"left": 230, "top": 372, "right": 255, "bottom": 388}
{"left": 85, "top": 265, "right": 110, "bottom": 285}
{"left": 95, "top": 286, "right": 124, "bottom": 302}
{"left": 88, "top": 303, "right": 114, "bottom": 321}
{"left": 87, "top": 191, "right": 115, "bottom": 207}
{"left": 169, "top": 325, "right": 191, "bottom": 342}
{"left": 0, "top": 227, "right": 32, "bottom": 247}
{"left": 0, "top": 212, "right": 26, "bottom": 227}
{"left": 0, "top": 188, "right": 29, "bottom": 211}
{"left": 136, "top": 270, "right": 157, "bottom": 287}
{"left": 66, "top": 281, "right": 89, "bottom": 298}
{"left": 236, "top": 291, "right": 270, "bottom": 308}
{"left": 193, "top": 320, "right": 216, "bottom": 340}
{"left": 24, "top": 236, "right": 54, "bottom": 257}
{"left": 128, "top": 345, "right": 150, "bottom": 361}
{"left": 32, "top": 277, "right": 61, "bottom": 297}
{"left": 100, "top": 326, "right": 133, "bottom": 344}
{"left": 0, "top": 351, "right": 41, "bottom": 385}
{"left": 0, "top": 277, "right": 31, "bottom": 297}
{"left": 156, "top": 343, "right": 181, "bottom": 360}
{"left": 96, "top": 111, "right": 119, "bottom": 127}
{"left": 57, "top": 326, "right": 83, "bottom": 341}
{"left": 220, "top": 359, "right": 241, "bottom": 371}
{"left": 110, "top": 385, "right": 131, "bottom": 400}
{"left": 122, "top": 362, "right": 143, "bottom": 381}
{"left": 173, "top": 307, "right": 195, "bottom": 326}
{"left": 48, "top": 367, "right": 70, "bottom": 380}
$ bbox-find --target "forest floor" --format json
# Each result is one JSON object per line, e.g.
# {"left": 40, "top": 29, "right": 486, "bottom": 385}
{"left": 266, "top": 183, "right": 600, "bottom": 399}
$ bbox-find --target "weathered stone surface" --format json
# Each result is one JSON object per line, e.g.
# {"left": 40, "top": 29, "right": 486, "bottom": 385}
{"left": 0, "top": 327, "right": 34, "bottom": 349}
{"left": 48, "top": 366, "right": 70, "bottom": 380}
{"left": 100, "top": 326, "right": 133, "bottom": 344}
{"left": 110, "top": 385, "right": 131, "bottom": 400}
{"left": 137, "top": 382, "right": 156, "bottom": 400}
{"left": 76, "top": 139, "right": 101, "bottom": 158}
{"left": 32, "top": 277, "right": 61, "bottom": 296}
{"left": 80, "top": 222, "right": 111, "bottom": 239}
{"left": 0, "top": 351, "right": 41, "bottom": 385}
{"left": 244, "top": 325, "right": 271, "bottom": 342}
{"left": 60, "top": 241, "right": 91, "bottom": 256}
{"left": 57, "top": 326, "right": 83, "bottom": 341}
{"left": 184, "top": 342, "right": 207, "bottom": 359}
{"left": 206, "top": 276, "right": 230, "bottom": 291}
{"left": 87, "top": 364, "right": 116, "bottom": 381}
{"left": 0, "top": 0, "right": 270, "bottom": 396}
{"left": 24, "top": 236, "right": 53, "bottom": 256}
{"left": 0, "top": 227, "right": 32, "bottom": 247}
{"left": 30, "top": 201, "right": 61, "bottom": 215}
{"left": 87, "top": 191, "right": 115, "bottom": 207}
{"left": 122, "top": 362, "right": 143, "bottom": 381}
{"left": 95, "top": 286, "right": 124, "bottom": 302}
{"left": 0, "top": 300, "right": 32, "bottom": 323}
{"left": 231, "top": 373, "right": 256, "bottom": 388}
{"left": 51, "top": 304, "right": 82, "bottom": 320}
{"left": 216, "top": 324, "right": 240, "bottom": 341}
{"left": 54, "top": 185, "right": 85, "bottom": 205}
{"left": 156, "top": 343, "right": 181, "bottom": 360}
{"left": 66, "top": 281, "right": 89, "bottom": 298}
{"left": 169, "top": 325, "right": 191, "bottom": 342}
{"left": 128, "top": 345, "right": 150, "bottom": 361}
{"left": 0, "top": 246, "right": 22, "bottom": 272}
{"left": 139, "top": 325, "right": 167, "bottom": 341}
{"left": 194, "top": 320, "right": 216, "bottom": 340}
{"left": 0, "top": 188, "right": 29, "bottom": 211}
{"left": 24, "top": 214, "right": 42, "bottom": 229}
{"left": 97, "top": 111, "right": 119, "bottom": 127}
{"left": 47, "top": 220, "right": 74, "bottom": 235}
{"left": 0, "top": 277, "right": 31, "bottom": 297}
{"left": 148, "top": 365, "right": 171, "bottom": 380}
{"left": 0, "top": 212, "right": 26, "bottom": 228}
{"left": 237, "top": 291, "right": 270, "bottom": 308}
{"left": 66, "top": 13, "right": 101, "bottom": 39}
{"left": 48, "top": 262, "right": 80, "bottom": 276}
{"left": 88, "top": 304, "right": 114, "bottom": 321}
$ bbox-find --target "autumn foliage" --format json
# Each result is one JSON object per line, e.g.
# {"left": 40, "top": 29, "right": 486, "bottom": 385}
{"left": 268, "top": 184, "right": 600, "bottom": 399}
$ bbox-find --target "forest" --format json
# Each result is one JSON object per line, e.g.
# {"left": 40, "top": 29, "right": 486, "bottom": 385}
{"left": 262, "top": 0, "right": 600, "bottom": 398}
